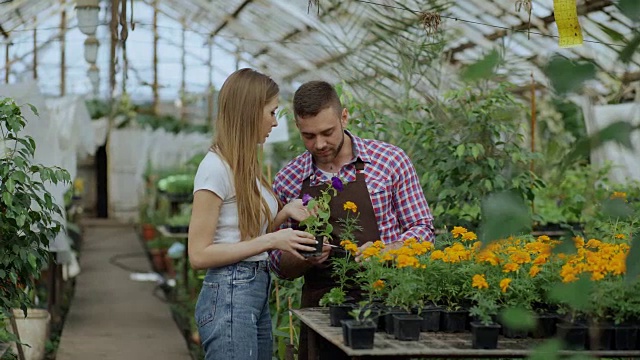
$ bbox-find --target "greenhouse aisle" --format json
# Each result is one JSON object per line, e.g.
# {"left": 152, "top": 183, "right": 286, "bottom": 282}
{"left": 57, "top": 220, "right": 191, "bottom": 360}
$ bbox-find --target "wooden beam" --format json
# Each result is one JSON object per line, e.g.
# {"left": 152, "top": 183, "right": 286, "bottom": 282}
{"left": 622, "top": 71, "right": 640, "bottom": 84}
{"left": 152, "top": 0, "right": 158, "bottom": 115}
{"left": 210, "top": 0, "right": 252, "bottom": 37}
{"left": 59, "top": 0, "right": 66, "bottom": 96}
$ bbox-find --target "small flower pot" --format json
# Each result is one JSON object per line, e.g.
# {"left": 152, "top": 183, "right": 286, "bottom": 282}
{"left": 614, "top": 325, "right": 638, "bottom": 350}
{"left": 470, "top": 322, "right": 501, "bottom": 349}
{"left": 419, "top": 307, "right": 442, "bottom": 332}
{"left": 588, "top": 323, "right": 614, "bottom": 351}
{"left": 531, "top": 313, "right": 557, "bottom": 339}
{"left": 329, "top": 304, "right": 354, "bottom": 327}
{"left": 441, "top": 310, "right": 468, "bottom": 333}
{"left": 393, "top": 314, "right": 422, "bottom": 341}
{"left": 556, "top": 321, "right": 588, "bottom": 350}
{"left": 342, "top": 319, "right": 376, "bottom": 349}
{"left": 384, "top": 309, "right": 411, "bottom": 335}
{"left": 299, "top": 237, "right": 324, "bottom": 258}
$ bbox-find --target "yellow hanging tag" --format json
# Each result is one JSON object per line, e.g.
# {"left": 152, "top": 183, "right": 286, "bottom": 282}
{"left": 553, "top": 0, "right": 584, "bottom": 48}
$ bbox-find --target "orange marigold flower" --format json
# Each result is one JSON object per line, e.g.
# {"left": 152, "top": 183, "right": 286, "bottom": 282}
{"left": 472, "top": 274, "right": 489, "bottom": 289}
{"left": 430, "top": 250, "right": 445, "bottom": 260}
{"left": 586, "top": 239, "right": 602, "bottom": 248}
{"left": 503, "top": 263, "right": 519, "bottom": 273}
{"left": 500, "top": 278, "right": 512, "bottom": 293}
{"left": 573, "top": 236, "right": 585, "bottom": 248}
{"left": 344, "top": 243, "right": 358, "bottom": 255}
{"left": 537, "top": 235, "right": 551, "bottom": 242}
{"left": 343, "top": 201, "right": 358, "bottom": 213}
{"left": 610, "top": 191, "right": 627, "bottom": 200}
{"left": 615, "top": 234, "right": 627, "bottom": 240}
{"left": 462, "top": 232, "right": 478, "bottom": 242}
{"left": 451, "top": 226, "right": 468, "bottom": 238}
{"left": 372, "top": 280, "right": 385, "bottom": 290}
{"left": 529, "top": 265, "right": 541, "bottom": 278}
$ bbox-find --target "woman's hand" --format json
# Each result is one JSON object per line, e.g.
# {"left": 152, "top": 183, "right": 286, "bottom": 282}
{"left": 283, "top": 199, "right": 313, "bottom": 222}
{"left": 268, "top": 228, "right": 318, "bottom": 260}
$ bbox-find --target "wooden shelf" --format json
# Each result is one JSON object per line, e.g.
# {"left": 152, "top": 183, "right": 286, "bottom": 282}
{"left": 293, "top": 307, "right": 640, "bottom": 358}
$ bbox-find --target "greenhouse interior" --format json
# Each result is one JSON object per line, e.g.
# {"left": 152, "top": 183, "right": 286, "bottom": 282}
{"left": 1, "top": 0, "right": 639, "bottom": 359}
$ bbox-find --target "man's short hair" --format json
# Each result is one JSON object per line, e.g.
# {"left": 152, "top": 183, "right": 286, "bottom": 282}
{"left": 293, "top": 81, "right": 342, "bottom": 120}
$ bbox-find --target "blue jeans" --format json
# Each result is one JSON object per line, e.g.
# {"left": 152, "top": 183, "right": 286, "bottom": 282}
{"left": 195, "top": 260, "right": 272, "bottom": 360}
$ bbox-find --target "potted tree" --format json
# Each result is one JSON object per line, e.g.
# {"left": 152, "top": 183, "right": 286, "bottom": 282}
{"left": 1, "top": 98, "right": 70, "bottom": 357}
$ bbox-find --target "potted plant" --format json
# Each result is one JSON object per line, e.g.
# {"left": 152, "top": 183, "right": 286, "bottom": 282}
{"left": 297, "top": 176, "right": 344, "bottom": 257}
{"left": 0, "top": 98, "right": 70, "bottom": 354}
{"left": 341, "top": 305, "right": 376, "bottom": 349}
{"left": 166, "top": 213, "right": 190, "bottom": 234}
{"left": 468, "top": 275, "right": 501, "bottom": 349}
{"left": 319, "top": 238, "right": 359, "bottom": 327}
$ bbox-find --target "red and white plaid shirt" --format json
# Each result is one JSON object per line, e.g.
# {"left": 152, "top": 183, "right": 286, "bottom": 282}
{"left": 269, "top": 131, "right": 435, "bottom": 278}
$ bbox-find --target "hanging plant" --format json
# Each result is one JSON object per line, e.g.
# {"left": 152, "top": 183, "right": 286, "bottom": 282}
{"left": 0, "top": 97, "right": 70, "bottom": 336}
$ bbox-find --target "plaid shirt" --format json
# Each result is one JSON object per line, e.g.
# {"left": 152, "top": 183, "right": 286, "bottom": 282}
{"left": 269, "top": 131, "right": 435, "bottom": 278}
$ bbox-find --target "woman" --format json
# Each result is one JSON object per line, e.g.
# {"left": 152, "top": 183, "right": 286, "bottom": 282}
{"left": 188, "top": 68, "right": 317, "bottom": 360}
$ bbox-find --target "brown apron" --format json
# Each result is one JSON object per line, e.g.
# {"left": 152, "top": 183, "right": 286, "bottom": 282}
{"left": 298, "top": 160, "right": 381, "bottom": 360}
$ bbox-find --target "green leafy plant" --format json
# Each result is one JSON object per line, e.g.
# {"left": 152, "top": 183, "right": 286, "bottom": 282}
{"left": 318, "top": 287, "right": 347, "bottom": 307}
{"left": 298, "top": 176, "right": 344, "bottom": 240}
{"left": 0, "top": 98, "right": 70, "bottom": 336}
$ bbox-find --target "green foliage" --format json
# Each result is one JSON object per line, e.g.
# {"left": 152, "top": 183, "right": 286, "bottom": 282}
{"left": 543, "top": 56, "right": 597, "bottom": 95}
{"left": 461, "top": 49, "right": 501, "bottom": 83}
{"left": 318, "top": 287, "right": 347, "bottom": 307}
{"left": 418, "top": 84, "right": 542, "bottom": 229}
{"left": 157, "top": 174, "right": 195, "bottom": 195}
{"left": 499, "top": 307, "right": 536, "bottom": 331}
{"left": 0, "top": 98, "right": 70, "bottom": 326}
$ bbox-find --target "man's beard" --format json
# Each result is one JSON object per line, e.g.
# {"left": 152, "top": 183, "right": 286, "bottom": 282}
{"left": 315, "top": 132, "right": 344, "bottom": 166}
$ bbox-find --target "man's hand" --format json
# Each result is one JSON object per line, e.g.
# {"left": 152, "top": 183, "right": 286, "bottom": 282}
{"left": 306, "top": 242, "right": 331, "bottom": 268}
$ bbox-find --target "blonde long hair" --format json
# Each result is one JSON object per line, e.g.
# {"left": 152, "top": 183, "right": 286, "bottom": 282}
{"left": 213, "top": 68, "right": 278, "bottom": 241}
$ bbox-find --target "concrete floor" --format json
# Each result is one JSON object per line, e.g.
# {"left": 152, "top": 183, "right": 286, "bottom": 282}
{"left": 56, "top": 220, "right": 192, "bottom": 360}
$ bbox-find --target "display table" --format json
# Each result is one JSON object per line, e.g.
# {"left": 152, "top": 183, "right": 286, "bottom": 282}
{"left": 293, "top": 307, "right": 640, "bottom": 359}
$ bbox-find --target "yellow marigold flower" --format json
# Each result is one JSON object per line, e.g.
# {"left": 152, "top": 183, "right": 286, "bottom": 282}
{"left": 510, "top": 251, "right": 532, "bottom": 264}
{"left": 372, "top": 240, "right": 386, "bottom": 249}
{"left": 503, "top": 263, "right": 519, "bottom": 273}
{"left": 472, "top": 274, "right": 489, "bottom": 289}
{"left": 573, "top": 236, "right": 585, "bottom": 248}
{"left": 397, "top": 254, "right": 420, "bottom": 268}
{"left": 362, "top": 246, "right": 381, "bottom": 259}
{"left": 500, "top": 278, "right": 512, "bottom": 293}
{"left": 529, "top": 265, "right": 541, "bottom": 278}
{"left": 381, "top": 253, "right": 394, "bottom": 262}
{"left": 591, "top": 271, "right": 605, "bottom": 281}
{"left": 451, "top": 226, "right": 468, "bottom": 238}
{"left": 562, "top": 273, "right": 579, "bottom": 283}
{"left": 340, "top": 239, "right": 354, "bottom": 247}
{"left": 431, "top": 250, "right": 445, "bottom": 260}
{"left": 610, "top": 191, "right": 627, "bottom": 200}
{"left": 344, "top": 243, "right": 358, "bottom": 255}
{"left": 343, "top": 201, "right": 358, "bottom": 213}
{"left": 586, "top": 239, "right": 602, "bottom": 248}
{"left": 537, "top": 235, "right": 551, "bottom": 242}
{"left": 372, "top": 279, "right": 385, "bottom": 290}
{"left": 615, "top": 234, "right": 627, "bottom": 240}
{"left": 462, "top": 232, "right": 478, "bottom": 242}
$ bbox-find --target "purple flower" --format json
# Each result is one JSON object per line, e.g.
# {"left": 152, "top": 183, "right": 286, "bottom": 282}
{"left": 302, "top": 193, "right": 313, "bottom": 206}
{"left": 331, "top": 176, "right": 344, "bottom": 192}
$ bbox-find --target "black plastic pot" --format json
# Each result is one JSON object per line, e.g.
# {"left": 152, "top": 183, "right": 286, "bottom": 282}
{"left": 614, "top": 325, "right": 638, "bottom": 351}
{"left": 299, "top": 236, "right": 324, "bottom": 258}
{"left": 393, "top": 314, "right": 422, "bottom": 341}
{"left": 531, "top": 313, "right": 557, "bottom": 339}
{"left": 441, "top": 310, "right": 468, "bottom": 333}
{"left": 419, "top": 307, "right": 442, "bottom": 332}
{"left": 557, "top": 322, "right": 588, "bottom": 350}
{"left": 384, "top": 309, "right": 411, "bottom": 335}
{"left": 589, "top": 324, "right": 614, "bottom": 351}
{"left": 342, "top": 319, "right": 376, "bottom": 349}
{"left": 471, "top": 322, "right": 501, "bottom": 349}
{"left": 329, "top": 304, "right": 353, "bottom": 327}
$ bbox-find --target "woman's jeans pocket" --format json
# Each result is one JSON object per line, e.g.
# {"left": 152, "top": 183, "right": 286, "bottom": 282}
{"left": 195, "top": 281, "right": 219, "bottom": 327}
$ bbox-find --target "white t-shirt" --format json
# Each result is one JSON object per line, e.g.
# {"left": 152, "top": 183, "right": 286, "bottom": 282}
{"left": 193, "top": 151, "right": 278, "bottom": 262}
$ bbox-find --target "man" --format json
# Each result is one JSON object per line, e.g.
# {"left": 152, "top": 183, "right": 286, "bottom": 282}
{"left": 269, "top": 80, "right": 435, "bottom": 359}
